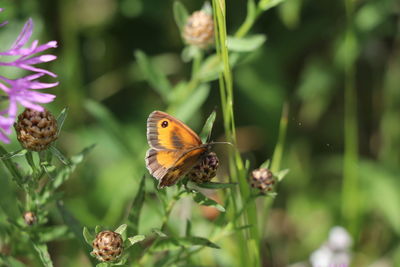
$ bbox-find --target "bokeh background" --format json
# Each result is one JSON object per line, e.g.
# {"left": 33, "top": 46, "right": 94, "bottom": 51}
{"left": 0, "top": 0, "right": 399, "bottom": 266}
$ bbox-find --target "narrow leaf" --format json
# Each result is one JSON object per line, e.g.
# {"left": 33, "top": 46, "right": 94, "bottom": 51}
{"left": 114, "top": 224, "right": 127, "bottom": 235}
{"left": 39, "top": 225, "right": 71, "bottom": 243}
{"left": 276, "top": 169, "right": 289, "bottom": 181}
{"left": 56, "top": 107, "right": 68, "bottom": 136}
{"left": 196, "top": 182, "right": 236, "bottom": 189}
{"left": 0, "top": 148, "right": 27, "bottom": 160}
{"left": 227, "top": 34, "right": 266, "bottom": 52}
{"left": 127, "top": 235, "right": 145, "bottom": 246}
{"left": 173, "top": 1, "right": 189, "bottom": 30}
{"left": 174, "top": 84, "right": 211, "bottom": 122}
{"left": 135, "top": 50, "right": 172, "bottom": 102}
{"left": 191, "top": 191, "right": 225, "bottom": 212}
{"left": 152, "top": 228, "right": 167, "bottom": 237}
{"left": 152, "top": 236, "right": 219, "bottom": 251}
{"left": 199, "top": 110, "right": 216, "bottom": 143}
{"left": 197, "top": 55, "right": 224, "bottom": 82}
{"left": 260, "top": 159, "right": 270, "bottom": 169}
{"left": 49, "top": 146, "right": 70, "bottom": 165}
{"left": 31, "top": 242, "right": 54, "bottom": 267}
{"left": 127, "top": 175, "right": 146, "bottom": 235}
{"left": 0, "top": 255, "right": 27, "bottom": 267}
{"left": 57, "top": 201, "right": 87, "bottom": 248}
{"left": 185, "top": 220, "right": 191, "bottom": 236}
{"left": 83, "top": 227, "right": 94, "bottom": 245}
{"left": 258, "top": 0, "right": 285, "bottom": 11}
{"left": 179, "top": 236, "right": 220, "bottom": 249}
{"left": 95, "top": 225, "right": 103, "bottom": 234}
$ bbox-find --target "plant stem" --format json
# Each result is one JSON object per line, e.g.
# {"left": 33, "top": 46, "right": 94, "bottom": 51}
{"left": 341, "top": 0, "right": 359, "bottom": 237}
{"left": 212, "top": 0, "right": 260, "bottom": 265}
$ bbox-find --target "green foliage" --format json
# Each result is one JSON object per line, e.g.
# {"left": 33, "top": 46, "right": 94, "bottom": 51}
{"left": 0, "top": 0, "right": 399, "bottom": 266}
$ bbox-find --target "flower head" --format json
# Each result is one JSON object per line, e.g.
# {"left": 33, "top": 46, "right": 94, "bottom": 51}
{"left": 0, "top": 14, "right": 58, "bottom": 143}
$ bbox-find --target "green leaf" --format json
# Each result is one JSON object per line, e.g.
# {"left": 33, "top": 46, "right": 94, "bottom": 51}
{"left": 275, "top": 169, "right": 289, "bottom": 181}
{"left": 0, "top": 148, "right": 27, "bottom": 160}
{"left": 41, "top": 145, "right": 95, "bottom": 199}
{"left": 174, "top": 84, "right": 210, "bottom": 122}
{"left": 181, "top": 45, "right": 201, "bottom": 62}
{"left": 179, "top": 236, "right": 220, "bottom": 249}
{"left": 126, "top": 235, "right": 145, "bottom": 248}
{"left": 191, "top": 190, "right": 225, "bottom": 212}
{"left": 152, "top": 228, "right": 167, "bottom": 237}
{"left": 127, "top": 175, "right": 146, "bottom": 235}
{"left": 96, "top": 263, "right": 110, "bottom": 267}
{"left": 173, "top": 1, "right": 189, "bottom": 30}
{"left": 31, "top": 242, "right": 54, "bottom": 267}
{"left": 57, "top": 201, "right": 87, "bottom": 249}
{"left": 196, "top": 55, "right": 224, "bottom": 82}
{"left": 95, "top": 225, "right": 103, "bottom": 234}
{"left": 0, "top": 255, "right": 27, "bottom": 267}
{"left": 152, "top": 236, "right": 219, "bottom": 251}
{"left": 227, "top": 34, "right": 266, "bottom": 52}
{"left": 185, "top": 219, "right": 191, "bottom": 236}
{"left": 135, "top": 50, "right": 172, "bottom": 102}
{"left": 199, "top": 110, "right": 216, "bottom": 143}
{"left": 39, "top": 225, "right": 71, "bottom": 243}
{"left": 56, "top": 107, "right": 68, "bottom": 136}
{"left": 49, "top": 146, "right": 71, "bottom": 166}
{"left": 85, "top": 100, "right": 134, "bottom": 156}
{"left": 114, "top": 224, "right": 127, "bottom": 235}
{"left": 83, "top": 227, "right": 94, "bottom": 245}
{"left": 196, "top": 182, "right": 236, "bottom": 189}
{"left": 259, "top": 159, "right": 270, "bottom": 169}
{"left": 258, "top": 0, "right": 285, "bottom": 11}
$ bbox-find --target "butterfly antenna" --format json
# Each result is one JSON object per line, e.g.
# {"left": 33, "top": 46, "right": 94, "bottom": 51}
{"left": 209, "top": 141, "right": 233, "bottom": 146}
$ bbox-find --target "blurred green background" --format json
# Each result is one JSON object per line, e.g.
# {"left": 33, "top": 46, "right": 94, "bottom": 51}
{"left": 0, "top": 0, "right": 399, "bottom": 266}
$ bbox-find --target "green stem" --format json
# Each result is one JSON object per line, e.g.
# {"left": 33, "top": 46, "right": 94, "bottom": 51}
{"left": 235, "top": 0, "right": 262, "bottom": 38}
{"left": 270, "top": 103, "right": 289, "bottom": 173}
{"left": 212, "top": 0, "right": 260, "bottom": 265}
{"left": 341, "top": 0, "right": 359, "bottom": 237}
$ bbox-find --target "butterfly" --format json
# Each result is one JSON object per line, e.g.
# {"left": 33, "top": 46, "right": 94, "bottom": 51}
{"left": 145, "top": 110, "right": 221, "bottom": 188}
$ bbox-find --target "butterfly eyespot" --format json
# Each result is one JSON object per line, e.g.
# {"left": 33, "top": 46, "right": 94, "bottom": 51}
{"left": 161, "top": 121, "right": 168, "bottom": 128}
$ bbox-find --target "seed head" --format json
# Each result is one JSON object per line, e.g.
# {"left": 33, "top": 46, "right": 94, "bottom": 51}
{"left": 188, "top": 152, "right": 219, "bottom": 184}
{"left": 14, "top": 108, "right": 58, "bottom": 151}
{"left": 92, "top": 230, "right": 123, "bottom": 262}
{"left": 250, "top": 168, "right": 275, "bottom": 193}
{"left": 23, "top": 211, "right": 37, "bottom": 226}
{"left": 183, "top": 11, "right": 214, "bottom": 48}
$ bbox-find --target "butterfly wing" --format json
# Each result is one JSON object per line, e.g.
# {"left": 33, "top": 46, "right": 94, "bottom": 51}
{"left": 147, "top": 110, "right": 202, "bottom": 150}
{"left": 146, "top": 148, "right": 206, "bottom": 187}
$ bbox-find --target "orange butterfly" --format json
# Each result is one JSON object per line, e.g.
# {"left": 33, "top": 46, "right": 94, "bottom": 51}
{"left": 145, "top": 111, "right": 216, "bottom": 188}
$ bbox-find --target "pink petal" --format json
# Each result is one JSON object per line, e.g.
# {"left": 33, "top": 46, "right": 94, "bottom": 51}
{"left": 11, "top": 18, "right": 33, "bottom": 50}
{"left": 17, "top": 99, "right": 45, "bottom": 111}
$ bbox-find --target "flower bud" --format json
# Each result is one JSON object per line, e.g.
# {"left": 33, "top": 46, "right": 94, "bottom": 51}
{"left": 92, "top": 230, "right": 123, "bottom": 262}
{"left": 183, "top": 11, "right": 214, "bottom": 48}
{"left": 188, "top": 152, "right": 219, "bottom": 184}
{"left": 250, "top": 168, "right": 275, "bottom": 193}
{"left": 23, "top": 211, "right": 37, "bottom": 226}
{"left": 14, "top": 108, "right": 58, "bottom": 151}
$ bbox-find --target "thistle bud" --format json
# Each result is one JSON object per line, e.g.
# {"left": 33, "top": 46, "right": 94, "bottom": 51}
{"left": 188, "top": 152, "right": 219, "bottom": 184}
{"left": 250, "top": 168, "right": 275, "bottom": 193}
{"left": 92, "top": 230, "right": 123, "bottom": 262}
{"left": 14, "top": 108, "right": 58, "bottom": 151}
{"left": 23, "top": 211, "right": 37, "bottom": 226}
{"left": 183, "top": 11, "right": 214, "bottom": 48}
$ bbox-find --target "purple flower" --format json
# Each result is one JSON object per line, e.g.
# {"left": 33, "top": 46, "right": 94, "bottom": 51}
{"left": 0, "top": 15, "right": 58, "bottom": 143}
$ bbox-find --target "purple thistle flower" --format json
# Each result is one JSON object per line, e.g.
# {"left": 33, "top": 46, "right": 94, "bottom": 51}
{"left": 0, "top": 13, "right": 58, "bottom": 143}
